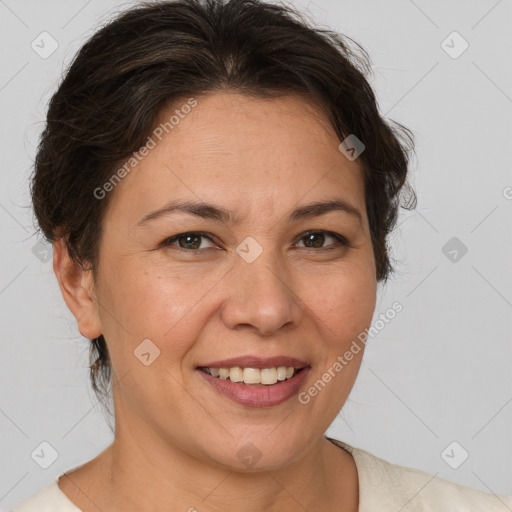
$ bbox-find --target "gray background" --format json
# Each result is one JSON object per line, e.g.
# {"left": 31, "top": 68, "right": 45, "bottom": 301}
{"left": 1, "top": 0, "right": 511, "bottom": 509}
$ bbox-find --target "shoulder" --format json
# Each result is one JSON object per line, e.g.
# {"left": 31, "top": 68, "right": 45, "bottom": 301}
{"left": 11, "top": 478, "right": 81, "bottom": 512}
{"left": 327, "top": 437, "right": 512, "bottom": 512}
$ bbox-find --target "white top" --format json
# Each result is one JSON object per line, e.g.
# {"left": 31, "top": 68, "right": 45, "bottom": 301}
{"left": 12, "top": 437, "right": 512, "bottom": 511}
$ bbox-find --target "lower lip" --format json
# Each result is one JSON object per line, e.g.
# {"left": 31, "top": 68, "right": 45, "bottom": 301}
{"left": 196, "top": 368, "right": 311, "bottom": 407}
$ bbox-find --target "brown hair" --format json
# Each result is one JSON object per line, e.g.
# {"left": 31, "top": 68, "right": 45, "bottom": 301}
{"left": 31, "top": 0, "right": 417, "bottom": 412}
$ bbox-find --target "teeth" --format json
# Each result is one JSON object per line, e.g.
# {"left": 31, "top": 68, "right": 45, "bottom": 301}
{"left": 243, "top": 367, "right": 261, "bottom": 384}
{"left": 203, "top": 366, "right": 300, "bottom": 385}
{"left": 260, "top": 368, "right": 278, "bottom": 385}
{"left": 229, "top": 367, "right": 243, "bottom": 383}
{"left": 277, "top": 366, "right": 288, "bottom": 381}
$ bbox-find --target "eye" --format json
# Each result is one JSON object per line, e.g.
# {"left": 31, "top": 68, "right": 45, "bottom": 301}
{"left": 160, "top": 230, "right": 349, "bottom": 254}
{"left": 162, "top": 232, "right": 216, "bottom": 251}
{"left": 295, "top": 230, "right": 349, "bottom": 250}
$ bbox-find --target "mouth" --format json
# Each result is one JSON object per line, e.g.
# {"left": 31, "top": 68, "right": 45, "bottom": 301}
{"left": 197, "top": 366, "right": 305, "bottom": 386}
{"left": 195, "top": 357, "right": 311, "bottom": 407}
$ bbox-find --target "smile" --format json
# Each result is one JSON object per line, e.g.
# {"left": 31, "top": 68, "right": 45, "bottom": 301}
{"left": 198, "top": 366, "right": 301, "bottom": 386}
{"left": 196, "top": 366, "right": 311, "bottom": 407}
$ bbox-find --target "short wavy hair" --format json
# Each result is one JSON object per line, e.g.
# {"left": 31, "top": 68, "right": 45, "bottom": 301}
{"left": 31, "top": 0, "right": 417, "bottom": 414}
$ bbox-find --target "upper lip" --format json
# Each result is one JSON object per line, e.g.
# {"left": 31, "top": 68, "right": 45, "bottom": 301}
{"left": 197, "top": 356, "right": 311, "bottom": 369}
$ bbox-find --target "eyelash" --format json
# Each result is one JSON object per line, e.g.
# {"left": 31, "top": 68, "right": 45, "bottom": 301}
{"left": 161, "top": 230, "right": 350, "bottom": 254}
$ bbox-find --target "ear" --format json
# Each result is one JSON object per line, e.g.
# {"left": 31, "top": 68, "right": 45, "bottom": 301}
{"left": 53, "top": 238, "right": 102, "bottom": 339}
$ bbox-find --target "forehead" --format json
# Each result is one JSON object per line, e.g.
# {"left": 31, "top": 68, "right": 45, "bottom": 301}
{"left": 106, "top": 92, "right": 366, "bottom": 225}
{"left": 157, "top": 92, "right": 344, "bottom": 162}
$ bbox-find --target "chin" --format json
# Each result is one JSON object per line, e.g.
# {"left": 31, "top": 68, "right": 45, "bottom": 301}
{"left": 194, "top": 429, "right": 312, "bottom": 472}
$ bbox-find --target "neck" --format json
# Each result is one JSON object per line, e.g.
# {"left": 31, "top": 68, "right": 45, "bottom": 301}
{"left": 61, "top": 416, "right": 358, "bottom": 512}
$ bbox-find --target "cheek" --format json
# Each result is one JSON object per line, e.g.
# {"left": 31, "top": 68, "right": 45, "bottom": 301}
{"left": 97, "top": 259, "right": 228, "bottom": 356}
{"left": 306, "top": 262, "right": 376, "bottom": 342}
{"left": 97, "top": 243, "right": 375, "bottom": 361}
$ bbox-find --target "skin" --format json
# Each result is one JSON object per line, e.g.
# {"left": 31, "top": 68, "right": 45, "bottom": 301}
{"left": 54, "top": 92, "right": 377, "bottom": 512}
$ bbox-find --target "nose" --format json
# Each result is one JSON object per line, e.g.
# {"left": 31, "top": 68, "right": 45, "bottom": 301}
{"left": 220, "top": 245, "right": 303, "bottom": 336}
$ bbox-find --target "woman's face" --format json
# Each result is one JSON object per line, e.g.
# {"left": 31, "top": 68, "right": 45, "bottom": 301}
{"left": 81, "top": 92, "right": 376, "bottom": 469}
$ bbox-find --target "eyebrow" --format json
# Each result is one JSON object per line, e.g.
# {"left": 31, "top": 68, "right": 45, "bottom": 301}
{"left": 136, "top": 198, "right": 363, "bottom": 227}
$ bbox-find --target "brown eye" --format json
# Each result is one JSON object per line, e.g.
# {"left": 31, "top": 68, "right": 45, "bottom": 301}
{"left": 163, "top": 232, "right": 216, "bottom": 251}
{"left": 296, "top": 231, "right": 348, "bottom": 250}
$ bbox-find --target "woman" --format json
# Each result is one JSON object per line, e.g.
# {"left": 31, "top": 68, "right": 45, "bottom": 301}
{"left": 13, "top": 0, "right": 511, "bottom": 510}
